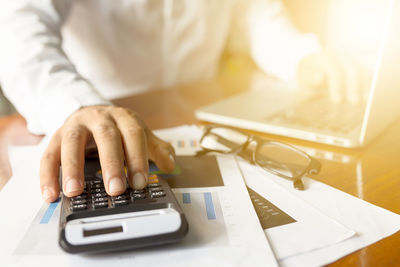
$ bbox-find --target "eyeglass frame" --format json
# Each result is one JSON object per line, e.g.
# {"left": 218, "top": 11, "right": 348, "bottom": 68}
{"left": 195, "top": 125, "right": 321, "bottom": 190}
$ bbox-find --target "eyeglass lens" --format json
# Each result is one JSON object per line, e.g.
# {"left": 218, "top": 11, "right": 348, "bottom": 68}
{"left": 200, "top": 127, "right": 248, "bottom": 152}
{"left": 200, "top": 127, "right": 313, "bottom": 184}
{"left": 255, "top": 142, "right": 311, "bottom": 178}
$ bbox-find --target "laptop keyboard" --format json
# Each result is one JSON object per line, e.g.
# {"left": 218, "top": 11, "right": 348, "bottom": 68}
{"left": 264, "top": 96, "right": 365, "bottom": 135}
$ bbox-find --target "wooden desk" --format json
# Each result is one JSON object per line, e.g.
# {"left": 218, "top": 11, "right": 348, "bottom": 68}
{"left": 0, "top": 77, "right": 399, "bottom": 266}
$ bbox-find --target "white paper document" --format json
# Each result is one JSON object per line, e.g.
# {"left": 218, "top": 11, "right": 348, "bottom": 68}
{"left": 157, "top": 125, "right": 400, "bottom": 266}
{"left": 0, "top": 128, "right": 277, "bottom": 267}
{"left": 261, "top": 170, "right": 400, "bottom": 267}
{"left": 238, "top": 161, "right": 355, "bottom": 260}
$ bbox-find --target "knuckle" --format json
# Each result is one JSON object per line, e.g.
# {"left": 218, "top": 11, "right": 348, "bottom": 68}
{"left": 94, "top": 123, "right": 119, "bottom": 139}
{"left": 116, "top": 107, "right": 140, "bottom": 121}
{"left": 91, "top": 106, "right": 107, "bottom": 116}
{"left": 112, "top": 106, "right": 127, "bottom": 115}
{"left": 125, "top": 124, "right": 144, "bottom": 138}
{"left": 103, "top": 158, "right": 123, "bottom": 169}
{"left": 84, "top": 108, "right": 107, "bottom": 122}
{"left": 63, "top": 129, "right": 85, "bottom": 142}
{"left": 107, "top": 106, "right": 126, "bottom": 117}
{"left": 127, "top": 110, "right": 139, "bottom": 120}
{"left": 110, "top": 106, "right": 145, "bottom": 126}
{"left": 74, "top": 106, "right": 108, "bottom": 121}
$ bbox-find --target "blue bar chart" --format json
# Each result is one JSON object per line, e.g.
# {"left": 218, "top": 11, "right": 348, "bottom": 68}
{"left": 40, "top": 199, "right": 60, "bottom": 224}
{"left": 176, "top": 191, "right": 229, "bottom": 247}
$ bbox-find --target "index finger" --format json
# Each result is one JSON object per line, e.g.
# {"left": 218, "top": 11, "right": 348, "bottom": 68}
{"left": 89, "top": 121, "right": 126, "bottom": 196}
{"left": 111, "top": 109, "right": 149, "bottom": 190}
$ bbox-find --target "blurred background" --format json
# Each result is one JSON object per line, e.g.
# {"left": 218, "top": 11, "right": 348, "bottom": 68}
{"left": 0, "top": 0, "right": 388, "bottom": 116}
{"left": 0, "top": 89, "right": 14, "bottom": 117}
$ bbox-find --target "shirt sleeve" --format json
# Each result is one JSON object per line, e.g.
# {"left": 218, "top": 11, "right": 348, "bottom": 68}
{"left": 244, "top": 0, "right": 322, "bottom": 81}
{"left": 0, "top": 0, "right": 111, "bottom": 135}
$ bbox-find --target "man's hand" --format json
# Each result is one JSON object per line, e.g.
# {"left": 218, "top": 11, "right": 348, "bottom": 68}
{"left": 40, "top": 105, "right": 175, "bottom": 203}
{"left": 297, "top": 51, "right": 363, "bottom": 104}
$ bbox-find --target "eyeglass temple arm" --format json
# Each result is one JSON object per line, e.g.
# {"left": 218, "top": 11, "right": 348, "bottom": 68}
{"left": 307, "top": 158, "right": 321, "bottom": 174}
{"left": 198, "top": 133, "right": 274, "bottom": 165}
{"left": 195, "top": 149, "right": 210, "bottom": 157}
{"left": 289, "top": 157, "right": 321, "bottom": 185}
{"left": 211, "top": 135, "right": 256, "bottom": 163}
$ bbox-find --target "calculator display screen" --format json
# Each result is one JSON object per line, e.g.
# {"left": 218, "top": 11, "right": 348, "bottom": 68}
{"left": 83, "top": 226, "right": 123, "bottom": 237}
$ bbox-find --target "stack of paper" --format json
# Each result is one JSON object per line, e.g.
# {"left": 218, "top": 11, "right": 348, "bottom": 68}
{"left": 1, "top": 125, "right": 399, "bottom": 267}
{"left": 156, "top": 125, "right": 400, "bottom": 266}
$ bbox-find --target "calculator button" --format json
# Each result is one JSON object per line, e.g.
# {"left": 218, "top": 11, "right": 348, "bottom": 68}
{"left": 92, "top": 183, "right": 104, "bottom": 189}
{"left": 91, "top": 179, "right": 102, "bottom": 185}
{"left": 147, "top": 183, "right": 161, "bottom": 188}
{"left": 132, "top": 189, "right": 145, "bottom": 194}
{"left": 91, "top": 188, "right": 105, "bottom": 193}
{"left": 92, "top": 192, "right": 107, "bottom": 198}
{"left": 149, "top": 187, "right": 163, "bottom": 193}
{"left": 71, "top": 204, "right": 87, "bottom": 211}
{"left": 93, "top": 202, "right": 108, "bottom": 209}
{"left": 93, "top": 197, "right": 108, "bottom": 203}
{"left": 71, "top": 194, "right": 87, "bottom": 200}
{"left": 113, "top": 200, "right": 129, "bottom": 207}
{"left": 112, "top": 195, "right": 128, "bottom": 201}
{"left": 71, "top": 199, "right": 87, "bottom": 205}
{"left": 131, "top": 193, "right": 146, "bottom": 200}
{"left": 151, "top": 191, "right": 166, "bottom": 198}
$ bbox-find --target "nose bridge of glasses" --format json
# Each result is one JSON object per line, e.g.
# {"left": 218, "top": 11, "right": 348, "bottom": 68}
{"left": 204, "top": 131, "right": 247, "bottom": 151}
{"left": 217, "top": 134, "right": 243, "bottom": 151}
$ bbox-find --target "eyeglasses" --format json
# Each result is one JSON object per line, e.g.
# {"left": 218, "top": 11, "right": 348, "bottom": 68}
{"left": 196, "top": 126, "right": 321, "bottom": 190}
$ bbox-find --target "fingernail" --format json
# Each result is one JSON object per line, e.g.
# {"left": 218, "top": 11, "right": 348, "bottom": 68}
{"left": 42, "top": 188, "right": 52, "bottom": 201}
{"left": 65, "top": 179, "right": 82, "bottom": 194}
{"left": 131, "top": 173, "right": 147, "bottom": 189}
{"left": 160, "top": 148, "right": 175, "bottom": 164}
{"left": 169, "top": 153, "right": 175, "bottom": 164}
{"left": 109, "top": 177, "right": 125, "bottom": 194}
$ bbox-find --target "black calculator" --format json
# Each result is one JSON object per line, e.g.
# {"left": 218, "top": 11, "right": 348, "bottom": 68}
{"left": 58, "top": 157, "right": 188, "bottom": 254}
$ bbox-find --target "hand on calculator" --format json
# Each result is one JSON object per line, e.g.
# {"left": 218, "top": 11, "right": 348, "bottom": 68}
{"left": 40, "top": 105, "right": 176, "bottom": 203}
{"left": 59, "top": 158, "right": 188, "bottom": 253}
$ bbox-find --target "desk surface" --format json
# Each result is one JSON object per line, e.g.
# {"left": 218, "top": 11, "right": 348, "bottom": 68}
{"left": 0, "top": 76, "right": 399, "bottom": 266}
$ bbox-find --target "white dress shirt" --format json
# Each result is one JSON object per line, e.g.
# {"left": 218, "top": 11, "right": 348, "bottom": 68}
{"left": 0, "top": 0, "right": 319, "bottom": 135}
